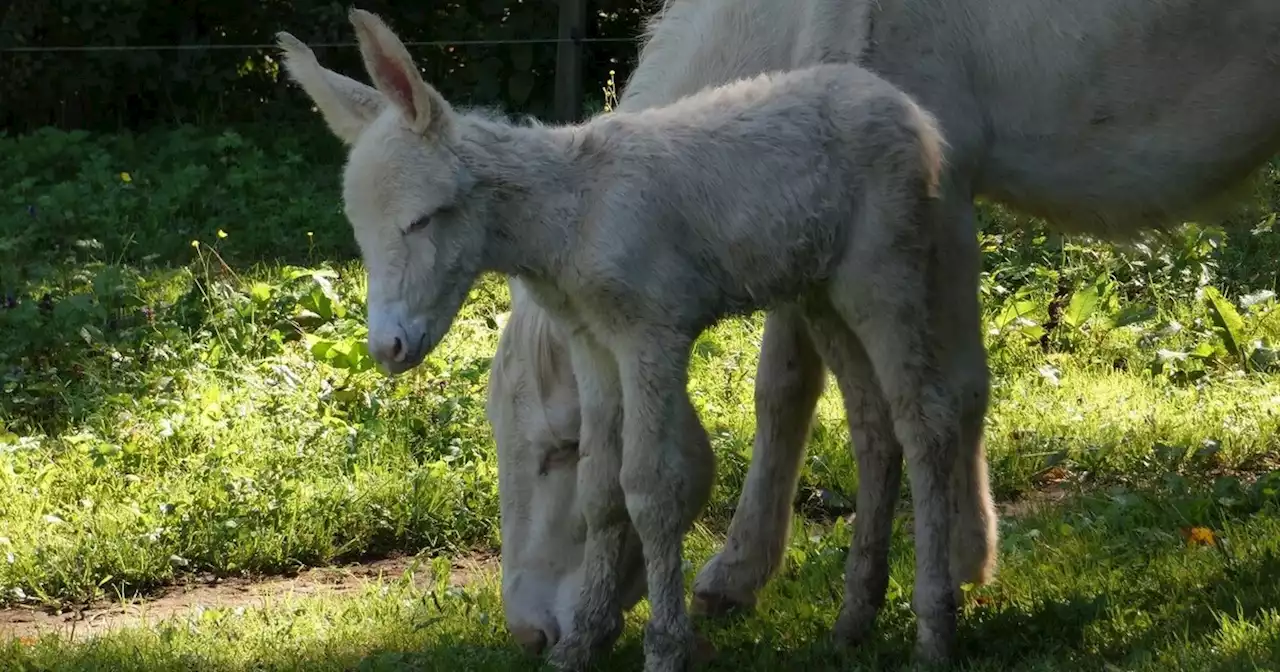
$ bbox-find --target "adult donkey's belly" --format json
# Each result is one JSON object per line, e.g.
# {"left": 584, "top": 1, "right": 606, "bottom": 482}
{"left": 868, "top": 0, "right": 1280, "bottom": 238}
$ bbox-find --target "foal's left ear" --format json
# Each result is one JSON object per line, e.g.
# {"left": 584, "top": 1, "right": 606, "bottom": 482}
{"left": 348, "top": 8, "right": 453, "bottom": 138}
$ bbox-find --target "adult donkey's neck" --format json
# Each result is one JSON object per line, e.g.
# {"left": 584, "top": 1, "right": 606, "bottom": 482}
{"left": 457, "top": 115, "right": 588, "bottom": 283}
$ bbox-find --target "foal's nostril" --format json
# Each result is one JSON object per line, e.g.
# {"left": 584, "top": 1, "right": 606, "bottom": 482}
{"left": 510, "top": 626, "right": 548, "bottom": 655}
{"left": 390, "top": 336, "right": 405, "bottom": 361}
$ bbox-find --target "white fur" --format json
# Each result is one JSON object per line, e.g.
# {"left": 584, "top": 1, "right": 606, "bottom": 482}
{"left": 279, "top": 0, "right": 1280, "bottom": 667}
{"left": 278, "top": 7, "right": 963, "bottom": 669}
{"left": 483, "top": 0, "right": 1280, "bottom": 664}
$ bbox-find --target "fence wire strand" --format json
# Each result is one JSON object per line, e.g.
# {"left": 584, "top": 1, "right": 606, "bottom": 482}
{"left": 0, "top": 36, "right": 638, "bottom": 53}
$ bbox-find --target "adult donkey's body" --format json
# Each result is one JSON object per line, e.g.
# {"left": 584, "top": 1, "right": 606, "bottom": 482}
{"left": 489, "top": 0, "right": 1280, "bottom": 659}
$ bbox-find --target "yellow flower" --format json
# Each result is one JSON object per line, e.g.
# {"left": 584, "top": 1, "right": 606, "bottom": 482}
{"left": 191, "top": 240, "right": 200, "bottom": 249}
{"left": 120, "top": 172, "right": 132, "bottom": 183}
{"left": 1181, "top": 526, "right": 1216, "bottom": 547}
{"left": 216, "top": 229, "right": 228, "bottom": 239}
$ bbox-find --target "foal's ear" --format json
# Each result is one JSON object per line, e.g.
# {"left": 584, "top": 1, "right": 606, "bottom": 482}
{"left": 275, "top": 31, "right": 386, "bottom": 145}
{"left": 348, "top": 8, "right": 453, "bottom": 138}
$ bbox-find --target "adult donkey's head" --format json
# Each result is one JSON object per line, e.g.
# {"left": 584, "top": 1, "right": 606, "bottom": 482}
{"left": 277, "top": 9, "right": 488, "bottom": 375}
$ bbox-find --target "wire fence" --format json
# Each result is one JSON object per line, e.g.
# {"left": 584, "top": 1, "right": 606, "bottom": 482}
{"left": 2, "top": 0, "right": 639, "bottom": 128}
{"left": 0, "top": 36, "right": 639, "bottom": 53}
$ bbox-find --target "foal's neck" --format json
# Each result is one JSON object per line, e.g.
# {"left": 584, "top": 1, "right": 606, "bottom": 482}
{"left": 461, "top": 117, "right": 588, "bottom": 282}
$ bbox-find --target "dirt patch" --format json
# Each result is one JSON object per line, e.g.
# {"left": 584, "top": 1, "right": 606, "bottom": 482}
{"left": 997, "top": 482, "right": 1075, "bottom": 520}
{"left": 0, "top": 552, "right": 499, "bottom": 644}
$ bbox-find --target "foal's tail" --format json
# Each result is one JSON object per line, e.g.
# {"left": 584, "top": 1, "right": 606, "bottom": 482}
{"left": 950, "top": 434, "right": 999, "bottom": 591}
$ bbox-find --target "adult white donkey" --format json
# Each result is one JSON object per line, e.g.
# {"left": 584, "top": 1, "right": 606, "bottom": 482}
{"left": 486, "top": 0, "right": 1280, "bottom": 662}
{"left": 277, "top": 7, "right": 963, "bottom": 670}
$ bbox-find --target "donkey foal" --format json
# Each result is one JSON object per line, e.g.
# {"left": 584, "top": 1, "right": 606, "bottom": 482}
{"left": 278, "top": 8, "right": 960, "bottom": 670}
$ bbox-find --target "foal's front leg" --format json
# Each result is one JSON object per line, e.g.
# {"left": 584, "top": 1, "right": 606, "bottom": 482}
{"left": 547, "top": 334, "right": 630, "bottom": 671}
{"left": 618, "top": 330, "right": 707, "bottom": 672}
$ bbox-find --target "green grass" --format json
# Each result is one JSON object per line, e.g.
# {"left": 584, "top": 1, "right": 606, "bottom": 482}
{"left": 2, "top": 488, "right": 1278, "bottom": 671}
{"left": 2, "top": 124, "right": 1280, "bottom": 670}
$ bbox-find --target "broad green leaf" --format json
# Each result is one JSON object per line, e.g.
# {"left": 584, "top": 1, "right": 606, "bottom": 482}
{"left": 1063, "top": 284, "right": 1100, "bottom": 329}
{"left": 1109, "top": 304, "right": 1157, "bottom": 329}
{"left": 1190, "top": 341, "right": 1217, "bottom": 359}
{"left": 1202, "top": 286, "right": 1247, "bottom": 367}
{"left": 250, "top": 282, "right": 273, "bottom": 304}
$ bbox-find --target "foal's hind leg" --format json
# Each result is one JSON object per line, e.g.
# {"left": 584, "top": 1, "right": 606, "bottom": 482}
{"left": 827, "top": 198, "right": 961, "bottom": 663}
{"left": 828, "top": 282, "right": 960, "bottom": 662}
{"left": 692, "top": 304, "right": 826, "bottom": 616}
{"left": 802, "top": 306, "right": 905, "bottom": 647}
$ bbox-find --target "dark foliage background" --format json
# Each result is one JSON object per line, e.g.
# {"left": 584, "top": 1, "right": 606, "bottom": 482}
{"left": 1, "top": 0, "right": 659, "bottom": 132}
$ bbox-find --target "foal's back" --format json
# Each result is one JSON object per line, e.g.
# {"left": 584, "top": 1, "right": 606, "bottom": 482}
{"left": 576, "top": 63, "right": 944, "bottom": 317}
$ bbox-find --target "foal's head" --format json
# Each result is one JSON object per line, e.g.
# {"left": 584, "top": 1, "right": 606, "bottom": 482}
{"left": 278, "top": 10, "right": 488, "bottom": 374}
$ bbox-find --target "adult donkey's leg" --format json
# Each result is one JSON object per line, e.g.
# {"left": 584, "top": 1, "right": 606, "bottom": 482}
{"left": 547, "top": 334, "right": 630, "bottom": 671}
{"left": 692, "top": 304, "right": 826, "bottom": 616}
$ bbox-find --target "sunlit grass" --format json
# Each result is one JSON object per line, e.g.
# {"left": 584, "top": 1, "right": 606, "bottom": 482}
{"left": 2, "top": 486, "right": 1276, "bottom": 671}
{"left": 2, "top": 126, "right": 1280, "bottom": 670}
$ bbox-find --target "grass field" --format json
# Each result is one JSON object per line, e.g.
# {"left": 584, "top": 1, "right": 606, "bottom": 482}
{"left": 1, "top": 125, "right": 1279, "bottom": 670}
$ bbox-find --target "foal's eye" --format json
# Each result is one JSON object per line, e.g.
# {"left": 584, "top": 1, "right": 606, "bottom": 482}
{"left": 406, "top": 216, "right": 432, "bottom": 234}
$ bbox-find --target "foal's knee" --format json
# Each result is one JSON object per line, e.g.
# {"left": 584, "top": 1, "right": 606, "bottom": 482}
{"left": 621, "top": 422, "right": 703, "bottom": 535}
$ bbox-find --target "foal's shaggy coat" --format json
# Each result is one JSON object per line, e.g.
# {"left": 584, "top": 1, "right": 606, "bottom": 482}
{"left": 278, "top": 8, "right": 960, "bottom": 670}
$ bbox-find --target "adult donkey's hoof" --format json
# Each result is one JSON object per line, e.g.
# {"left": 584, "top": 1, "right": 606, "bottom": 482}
{"left": 689, "top": 589, "right": 754, "bottom": 618}
{"left": 689, "top": 555, "right": 760, "bottom": 618}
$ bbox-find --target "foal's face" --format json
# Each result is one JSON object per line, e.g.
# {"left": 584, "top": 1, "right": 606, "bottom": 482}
{"left": 277, "top": 9, "right": 485, "bottom": 375}
{"left": 342, "top": 114, "right": 482, "bottom": 374}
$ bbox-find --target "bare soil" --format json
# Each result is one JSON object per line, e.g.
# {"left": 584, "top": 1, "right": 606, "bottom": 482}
{"left": 0, "top": 552, "right": 498, "bottom": 644}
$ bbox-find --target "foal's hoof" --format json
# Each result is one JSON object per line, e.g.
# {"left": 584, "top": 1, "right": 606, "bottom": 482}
{"left": 545, "top": 636, "right": 600, "bottom": 672}
{"left": 830, "top": 604, "right": 877, "bottom": 648}
{"left": 692, "top": 631, "right": 718, "bottom": 666}
{"left": 910, "top": 620, "right": 956, "bottom": 670}
{"left": 641, "top": 620, "right": 695, "bottom": 672}
{"left": 545, "top": 617, "right": 623, "bottom": 671}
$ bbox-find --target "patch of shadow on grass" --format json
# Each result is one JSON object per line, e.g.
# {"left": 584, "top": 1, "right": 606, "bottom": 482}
{"left": 4, "top": 640, "right": 544, "bottom": 672}
{"left": 1091, "top": 547, "right": 1280, "bottom": 668}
